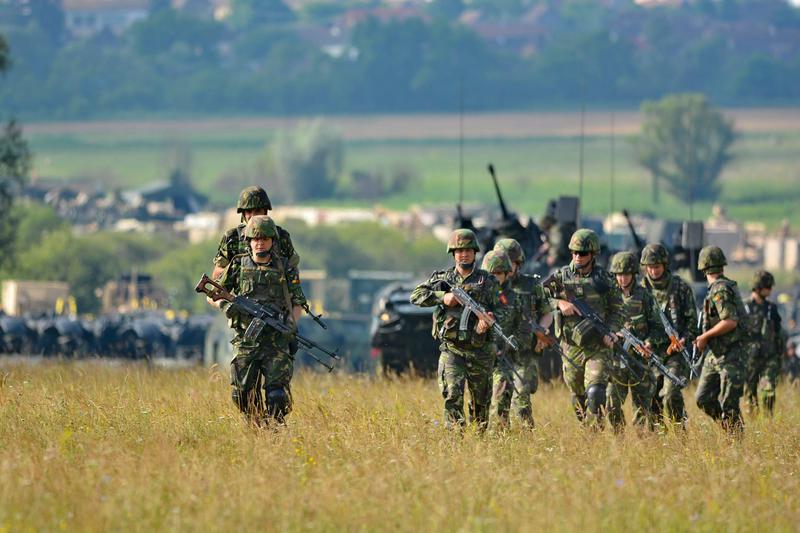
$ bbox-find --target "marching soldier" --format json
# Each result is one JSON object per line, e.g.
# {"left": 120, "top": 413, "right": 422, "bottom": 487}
{"left": 640, "top": 243, "right": 698, "bottom": 427}
{"left": 545, "top": 229, "right": 624, "bottom": 428}
{"left": 215, "top": 215, "right": 306, "bottom": 426}
{"left": 410, "top": 229, "right": 500, "bottom": 430}
{"left": 694, "top": 246, "right": 747, "bottom": 434}
{"left": 744, "top": 270, "right": 785, "bottom": 416}
{"left": 606, "top": 251, "right": 662, "bottom": 432}
{"left": 493, "top": 238, "right": 552, "bottom": 427}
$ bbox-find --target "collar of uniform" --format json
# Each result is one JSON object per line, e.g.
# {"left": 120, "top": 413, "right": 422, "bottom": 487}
{"left": 648, "top": 270, "right": 672, "bottom": 290}
{"left": 568, "top": 261, "right": 592, "bottom": 277}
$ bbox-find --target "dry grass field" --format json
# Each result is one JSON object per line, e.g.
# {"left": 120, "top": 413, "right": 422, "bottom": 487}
{"left": 1, "top": 361, "right": 798, "bottom": 531}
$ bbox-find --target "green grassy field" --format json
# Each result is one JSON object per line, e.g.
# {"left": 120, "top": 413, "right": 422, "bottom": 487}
{"left": 1, "top": 361, "right": 799, "bottom": 531}
{"left": 25, "top": 119, "right": 800, "bottom": 228}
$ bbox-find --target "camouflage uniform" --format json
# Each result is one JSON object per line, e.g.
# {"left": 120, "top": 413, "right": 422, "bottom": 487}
{"left": 743, "top": 271, "right": 784, "bottom": 415}
{"left": 694, "top": 247, "right": 747, "bottom": 432}
{"left": 493, "top": 239, "right": 550, "bottom": 427}
{"left": 482, "top": 250, "right": 530, "bottom": 428}
{"left": 545, "top": 230, "right": 625, "bottom": 426}
{"left": 640, "top": 244, "right": 698, "bottom": 424}
{"left": 213, "top": 186, "right": 300, "bottom": 272}
{"left": 606, "top": 252, "right": 662, "bottom": 431}
{"left": 410, "top": 230, "right": 500, "bottom": 429}
{"left": 219, "top": 216, "right": 306, "bottom": 424}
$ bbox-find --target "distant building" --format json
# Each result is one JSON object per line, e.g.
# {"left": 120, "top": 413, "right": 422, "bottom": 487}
{"left": 63, "top": 0, "right": 149, "bottom": 37}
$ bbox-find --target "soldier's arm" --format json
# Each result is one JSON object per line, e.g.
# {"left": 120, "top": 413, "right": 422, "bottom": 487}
{"left": 409, "top": 273, "right": 446, "bottom": 307}
{"left": 286, "top": 266, "right": 307, "bottom": 308}
{"left": 277, "top": 226, "right": 300, "bottom": 270}
{"left": 700, "top": 286, "right": 739, "bottom": 341}
{"left": 644, "top": 292, "right": 667, "bottom": 349}
{"left": 211, "top": 229, "right": 237, "bottom": 279}
{"left": 605, "top": 274, "right": 625, "bottom": 332}
{"left": 216, "top": 259, "right": 240, "bottom": 316}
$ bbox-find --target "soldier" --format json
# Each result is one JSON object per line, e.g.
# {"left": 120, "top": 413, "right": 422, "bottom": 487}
{"left": 606, "top": 251, "right": 662, "bottom": 432}
{"left": 215, "top": 215, "right": 306, "bottom": 426}
{"left": 546, "top": 229, "right": 624, "bottom": 427}
{"left": 482, "top": 249, "right": 526, "bottom": 428}
{"left": 211, "top": 186, "right": 299, "bottom": 281}
{"left": 743, "top": 270, "right": 784, "bottom": 416}
{"left": 640, "top": 243, "right": 698, "bottom": 427}
{"left": 410, "top": 229, "right": 500, "bottom": 430}
{"left": 694, "top": 246, "right": 747, "bottom": 434}
{"left": 493, "top": 238, "right": 551, "bottom": 427}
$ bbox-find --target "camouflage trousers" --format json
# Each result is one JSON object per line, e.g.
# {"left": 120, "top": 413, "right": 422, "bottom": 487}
{"left": 607, "top": 360, "right": 656, "bottom": 431}
{"left": 562, "top": 343, "right": 610, "bottom": 427}
{"left": 438, "top": 348, "right": 494, "bottom": 430}
{"left": 230, "top": 338, "right": 294, "bottom": 424}
{"left": 649, "top": 355, "right": 688, "bottom": 426}
{"left": 490, "top": 350, "right": 538, "bottom": 428}
{"left": 695, "top": 346, "right": 746, "bottom": 432}
{"left": 745, "top": 347, "right": 781, "bottom": 415}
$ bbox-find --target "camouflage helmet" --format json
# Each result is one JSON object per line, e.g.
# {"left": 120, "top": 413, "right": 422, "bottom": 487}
{"left": 446, "top": 229, "right": 480, "bottom": 253}
{"left": 244, "top": 215, "right": 277, "bottom": 239}
{"left": 751, "top": 270, "right": 775, "bottom": 290}
{"left": 236, "top": 186, "right": 272, "bottom": 213}
{"left": 609, "top": 251, "right": 639, "bottom": 274}
{"left": 568, "top": 228, "right": 601, "bottom": 253}
{"left": 698, "top": 245, "right": 727, "bottom": 272}
{"left": 481, "top": 250, "right": 512, "bottom": 273}
{"left": 640, "top": 243, "right": 669, "bottom": 266}
{"left": 494, "top": 238, "right": 525, "bottom": 264}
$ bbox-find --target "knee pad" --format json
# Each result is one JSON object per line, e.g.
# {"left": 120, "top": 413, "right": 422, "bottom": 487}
{"left": 266, "top": 387, "right": 292, "bottom": 420}
{"left": 586, "top": 384, "right": 606, "bottom": 413}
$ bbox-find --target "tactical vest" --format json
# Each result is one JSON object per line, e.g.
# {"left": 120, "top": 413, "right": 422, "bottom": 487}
{"left": 703, "top": 278, "right": 746, "bottom": 354}
{"left": 744, "top": 298, "right": 779, "bottom": 346}
{"left": 431, "top": 269, "right": 492, "bottom": 348}
{"left": 556, "top": 266, "right": 610, "bottom": 348}
{"left": 621, "top": 285, "right": 649, "bottom": 340}
{"left": 232, "top": 254, "right": 292, "bottom": 338}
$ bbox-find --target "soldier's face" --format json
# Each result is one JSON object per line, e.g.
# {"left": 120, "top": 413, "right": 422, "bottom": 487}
{"left": 646, "top": 264, "right": 665, "bottom": 280}
{"left": 511, "top": 262, "right": 520, "bottom": 276}
{"left": 453, "top": 249, "right": 476, "bottom": 268}
{"left": 759, "top": 287, "right": 773, "bottom": 298}
{"left": 615, "top": 273, "right": 634, "bottom": 289}
{"left": 571, "top": 250, "right": 592, "bottom": 269}
{"left": 250, "top": 237, "right": 274, "bottom": 262}
{"left": 244, "top": 208, "right": 268, "bottom": 222}
{"left": 492, "top": 271, "right": 508, "bottom": 284}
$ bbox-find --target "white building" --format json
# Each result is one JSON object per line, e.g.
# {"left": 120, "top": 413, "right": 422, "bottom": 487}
{"left": 63, "top": 0, "right": 149, "bottom": 38}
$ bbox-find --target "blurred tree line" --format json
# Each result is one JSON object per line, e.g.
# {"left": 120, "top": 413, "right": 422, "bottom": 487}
{"left": 0, "top": 0, "right": 799, "bottom": 118}
{"left": 0, "top": 205, "right": 444, "bottom": 314}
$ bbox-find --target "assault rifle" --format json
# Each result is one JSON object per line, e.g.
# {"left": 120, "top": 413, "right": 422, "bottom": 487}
{"left": 530, "top": 320, "right": 581, "bottom": 372}
{"left": 690, "top": 310, "right": 706, "bottom": 376}
{"left": 653, "top": 305, "right": 696, "bottom": 379}
{"left": 542, "top": 274, "right": 686, "bottom": 388}
{"left": 196, "top": 274, "right": 340, "bottom": 372}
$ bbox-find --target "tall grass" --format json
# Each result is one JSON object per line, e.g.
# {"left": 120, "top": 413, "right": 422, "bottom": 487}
{"left": 1, "top": 361, "right": 798, "bottom": 531}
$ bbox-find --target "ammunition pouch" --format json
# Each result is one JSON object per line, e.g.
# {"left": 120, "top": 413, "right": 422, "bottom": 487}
{"left": 570, "top": 317, "right": 603, "bottom": 348}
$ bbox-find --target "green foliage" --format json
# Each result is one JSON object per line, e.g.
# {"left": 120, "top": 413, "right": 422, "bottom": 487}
{"left": 146, "top": 239, "right": 219, "bottom": 313}
{"left": 633, "top": 93, "right": 736, "bottom": 204}
{"left": 272, "top": 120, "right": 344, "bottom": 201}
{"left": 229, "top": 0, "right": 295, "bottom": 30}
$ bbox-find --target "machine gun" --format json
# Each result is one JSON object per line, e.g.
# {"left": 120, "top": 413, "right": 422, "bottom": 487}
{"left": 542, "top": 274, "right": 686, "bottom": 388}
{"left": 196, "top": 274, "right": 340, "bottom": 372}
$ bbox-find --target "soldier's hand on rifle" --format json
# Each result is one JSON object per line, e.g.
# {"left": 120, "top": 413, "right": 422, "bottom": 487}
{"left": 443, "top": 293, "right": 460, "bottom": 307}
{"left": 535, "top": 338, "right": 547, "bottom": 352}
{"left": 207, "top": 296, "right": 222, "bottom": 308}
{"left": 557, "top": 299, "right": 581, "bottom": 317}
{"left": 667, "top": 337, "right": 686, "bottom": 354}
{"left": 476, "top": 312, "right": 494, "bottom": 334}
{"left": 603, "top": 333, "right": 618, "bottom": 348}
{"left": 694, "top": 335, "right": 709, "bottom": 353}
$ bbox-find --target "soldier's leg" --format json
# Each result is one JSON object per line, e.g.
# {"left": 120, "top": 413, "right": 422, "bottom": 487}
{"left": 263, "top": 348, "right": 294, "bottom": 424}
{"left": 584, "top": 351, "right": 609, "bottom": 429}
{"left": 744, "top": 347, "right": 761, "bottom": 410}
{"left": 466, "top": 350, "right": 494, "bottom": 431}
{"left": 490, "top": 363, "right": 513, "bottom": 428}
{"left": 529, "top": 354, "right": 541, "bottom": 395}
{"left": 230, "top": 344, "right": 264, "bottom": 420}
{"left": 718, "top": 349, "right": 746, "bottom": 433}
{"left": 662, "top": 356, "right": 687, "bottom": 424}
{"left": 511, "top": 357, "right": 535, "bottom": 428}
{"left": 758, "top": 355, "right": 781, "bottom": 415}
{"left": 631, "top": 370, "right": 656, "bottom": 430}
{"left": 606, "top": 368, "right": 630, "bottom": 432}
{"left": 438, "top": 351, "right": 467, "bottom": 428}
{"left": 695, "top": 355, "right": 723, "bottom": 421}
{"left": 562, "top": 346, "right": 587, "bottom": 421}
{"left": 649, "top": 370, "right": 664, "bottom": 423}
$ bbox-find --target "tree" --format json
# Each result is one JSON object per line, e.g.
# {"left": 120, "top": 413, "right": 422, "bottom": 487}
{"left": 272, "top": 119, "right": 344, "bottom": 201}
{"left": 0, "top": 34, "right": 32, "bottom": 269}
{"left": 632, "top": 93, "right": 736, "bottom": 205}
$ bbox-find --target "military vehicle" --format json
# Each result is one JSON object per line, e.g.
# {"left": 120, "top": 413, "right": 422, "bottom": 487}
{"left": 370, "top": 282, "right": 437, "bottom": 376}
